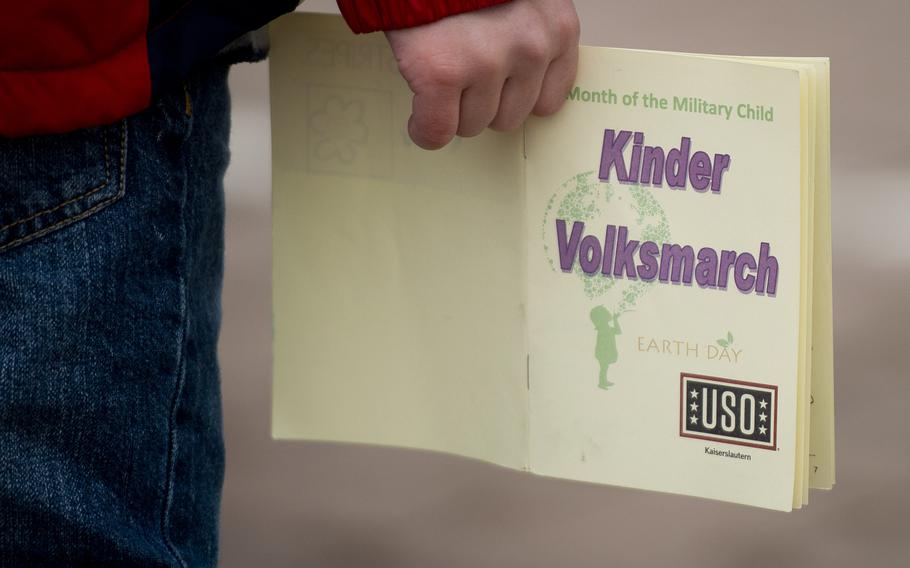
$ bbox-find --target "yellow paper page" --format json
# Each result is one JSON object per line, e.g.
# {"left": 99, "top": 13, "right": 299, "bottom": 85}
{"left": 524, "top": 47, "right": 803, "bottom": 510}
{"left": 736, "top": 60, "right": 813, "bottom": 508}
{"left": 762, "top": 58, "right": 835, "bottom": 492}
{"left": 729, "top": 57, "right": 835, "bottom": 492}
{"left": 609, "top": 51, "right": 835, "bottom": 500}
{"left": 269, "top": 13, "right": 530, "bottom": 470}
{"left": 806, "top": 59, "right": 835, "bottom": 490}
{"left": 796, "top": 68, "right": 812, "bottom": 508}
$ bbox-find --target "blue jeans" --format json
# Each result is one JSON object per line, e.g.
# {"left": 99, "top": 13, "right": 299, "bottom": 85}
{"left": 0, "top": 59, "right": 236, "bottom": 566}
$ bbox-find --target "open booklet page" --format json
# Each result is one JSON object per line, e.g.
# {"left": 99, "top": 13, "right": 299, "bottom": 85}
{"left": 270, "top": 13, "right": 832, "bottom": 511}
{"left": 270, "top": 14, "right": 530, "bottom": 471}
{"left": 525, "top": 48, "right": 805, "bottom": 511}
{"left": 646, "top": 53, "right": 834, "bottom": 501}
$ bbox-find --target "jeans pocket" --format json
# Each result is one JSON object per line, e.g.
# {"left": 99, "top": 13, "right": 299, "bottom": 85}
{"left": 0, "top": 120, "right": 127, "bottom": 255}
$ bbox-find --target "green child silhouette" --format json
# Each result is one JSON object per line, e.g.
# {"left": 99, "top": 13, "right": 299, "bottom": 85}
{"left": 590, "top": 305, "right": 622, "bottom": 390}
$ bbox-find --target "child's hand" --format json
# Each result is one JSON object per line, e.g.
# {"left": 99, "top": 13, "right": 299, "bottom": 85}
{"left": 385, "top": 0, "right": 580, "bottom": 150}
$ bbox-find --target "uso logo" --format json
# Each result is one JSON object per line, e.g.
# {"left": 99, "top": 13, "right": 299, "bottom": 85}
{"left": 680, "top": 373, "right": 777, "bottom": 450}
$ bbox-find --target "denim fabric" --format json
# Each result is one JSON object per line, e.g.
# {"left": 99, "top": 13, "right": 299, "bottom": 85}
{"left": 0, "top": 59, "right": 233, "bottom": 566}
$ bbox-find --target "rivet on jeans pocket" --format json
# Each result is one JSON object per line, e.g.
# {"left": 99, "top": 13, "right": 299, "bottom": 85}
{"left": 183, "top": 85, "right": 193, "bottom": 118}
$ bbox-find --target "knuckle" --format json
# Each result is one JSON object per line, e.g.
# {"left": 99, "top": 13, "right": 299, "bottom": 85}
{"left": 410, "top": 54, "right": 464, "bottom": 90}
{"left": 470, "top": 51, "right": 502, "bottom": 78}
{"left": 518, "top": 36, "right": 551, "bottom": 65}
{"left": 554, "top": 12, "right": 581, "bottom": 44}
{"left": 426, "top": 64, "right": 463, "bottom": 90}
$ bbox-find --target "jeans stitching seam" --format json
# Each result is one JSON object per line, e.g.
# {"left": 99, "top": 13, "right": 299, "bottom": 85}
{"left": 0, "top": 127, "right": 111, "bottom": 232}
{"left": 160, "top": 117, "right": 191, "bottom": 568}
{"left": 0, "top": 121, "right": 127, "bottom": 254}
{"left": 161, "top": 332, "right": 190, "bottom": 568}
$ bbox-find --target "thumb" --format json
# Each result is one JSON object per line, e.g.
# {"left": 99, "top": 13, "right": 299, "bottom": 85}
{"left": 407, "top": 85, "right": 462, "bottom": 150}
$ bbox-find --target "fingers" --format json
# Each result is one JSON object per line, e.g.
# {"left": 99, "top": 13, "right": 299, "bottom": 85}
{"left": 409, "top": 42, "right": 577, "bottom": 149}
{"left": 490, "top": 67, "right": 547, "bottom": 132}
{"left": 466, "top": 29, "right": 579, "bottom": 136}
{"left": 458, "top": 76, "right": 505, "bottom": 137}
{"left": 535, "top": 6, "right": 581, "bottom": 116}
{"left": 409, "top": 69, "right": 507, "bottom": 148}
{"left": 393, "top": 0, "right": 582, "bottom": 150}
{"left": 533, "top": 40, "right": 579, "bottom": 117}
{"left": 408, "top": 81, "right": 462, "bottom": 150}
{"left": 410, "top": 50, "right": 572, "bottom": 149}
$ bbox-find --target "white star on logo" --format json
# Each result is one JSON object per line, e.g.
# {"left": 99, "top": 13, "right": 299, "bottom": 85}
{"left": 759, "top": 425, "right": 767, "bottom": 435}
{"left": 759, "top": 412, "right": 767, "bottom": 422}
{"left": 690, "top": 402, "right": 699, "bottom": 412}
{"left": 759, "top": 399, "right": 769, "bottom": 409}
{"left": 690, "top": 389, "right": 698, "bottom": 399}
{"left": 690, "top": 415, "right": 698, "bottom": 424}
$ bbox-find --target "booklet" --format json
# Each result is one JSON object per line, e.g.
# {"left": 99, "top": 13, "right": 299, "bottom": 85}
{"left": 269, "top": 13, "right": 834, "bottom": 511}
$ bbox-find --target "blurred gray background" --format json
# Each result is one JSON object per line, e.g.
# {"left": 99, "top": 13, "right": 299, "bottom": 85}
{"left": 218, "top": 0, "right": 910, "bottom": 566}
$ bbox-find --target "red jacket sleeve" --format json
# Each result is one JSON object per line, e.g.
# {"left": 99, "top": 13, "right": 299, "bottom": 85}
{"left": 337, "top": 0, "right": 514, "bottom": 33}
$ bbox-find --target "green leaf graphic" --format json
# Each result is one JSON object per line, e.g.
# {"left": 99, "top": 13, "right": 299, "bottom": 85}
{"left": 717, "top": 339, "right": 728, "bottom": 347}
{"left": 727, "top": 331, "right": 734, "bottom": 344}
